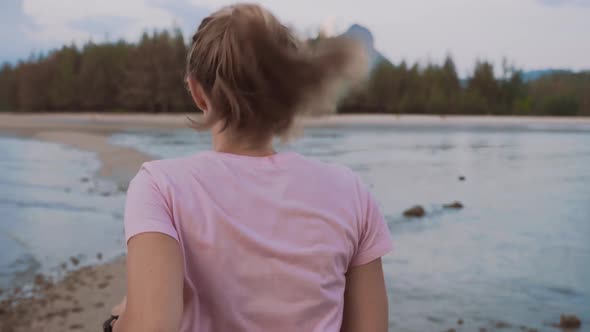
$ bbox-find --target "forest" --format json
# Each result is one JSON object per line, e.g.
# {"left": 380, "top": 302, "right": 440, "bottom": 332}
{"left": 0, "top": 28, "right": 588, "bottom": 116}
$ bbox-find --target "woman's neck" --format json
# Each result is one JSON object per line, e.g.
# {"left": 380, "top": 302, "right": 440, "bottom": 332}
{"left": 212, "top": 128, "right": 275, "bottom": 157}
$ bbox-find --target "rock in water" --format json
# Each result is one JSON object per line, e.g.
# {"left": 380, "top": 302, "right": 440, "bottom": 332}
{"left": 495, "top": 321, "right": 512, "bottom": 329}
{"left": 459, "top": 176, "right": 466, "bottom": 181}
{"left": 70, "top": 257, "right": 80, "bottom": 266}
{"left": 34, "top": 274, "right": 45, "bottom": 286}
{"left": 403, "top": 206, "right": 425, "bottom": 218}
{"left": 444, "top": 201, "right": 464, "bottom": 209}
{"left": 559, "top": 315, "right": 581, "bottom": 329}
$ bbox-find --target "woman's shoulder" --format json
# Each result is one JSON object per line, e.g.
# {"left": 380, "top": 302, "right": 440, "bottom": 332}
{"left": 143, "top": 151, "right": 211, "bottom": 168}
{"left": 288, "top": 153, "right": 361, "bottom": 190}
{"left": 134, "top": 152, "right": 215, "bottom": 184}
{"left": 292, "top": 153, "right": 355, "bottom": 176}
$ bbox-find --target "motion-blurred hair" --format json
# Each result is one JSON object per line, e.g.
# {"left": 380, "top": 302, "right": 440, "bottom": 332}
{"left": 186, "top": 3, "right": 367, "bottom": 143}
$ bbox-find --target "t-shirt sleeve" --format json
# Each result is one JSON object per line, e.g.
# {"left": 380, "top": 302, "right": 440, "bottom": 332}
{"left": 350, "top": 177, "right": 393, "bottom": 268}
{"left": 124, "top": 165, "right": 179, "bottom": 244}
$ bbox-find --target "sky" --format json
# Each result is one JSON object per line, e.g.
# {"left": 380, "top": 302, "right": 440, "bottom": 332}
{"left": 1, "top": 0, "right": 589, "bottom": 75}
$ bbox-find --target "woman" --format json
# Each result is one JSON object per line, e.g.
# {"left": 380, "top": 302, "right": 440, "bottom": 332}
{"left": 110, "top": 4, "right": 392, "bottom": 332}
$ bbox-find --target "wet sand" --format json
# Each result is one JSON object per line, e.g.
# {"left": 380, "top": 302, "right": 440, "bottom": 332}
{"left": 0, "top": 115, "right": 171, "bottom": 331}
{"left": 0, "top": 113, "right": 588, "bottom": 331}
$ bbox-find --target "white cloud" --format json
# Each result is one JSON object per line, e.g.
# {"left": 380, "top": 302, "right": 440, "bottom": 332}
{"left": 22, "top": 0, "right": 178, "bottom": 43}
{"left": 4, "top": 0, "right": 590, "bottom": 72}
{"left": 188, "top": 0, "right": 590, "bottom": 73}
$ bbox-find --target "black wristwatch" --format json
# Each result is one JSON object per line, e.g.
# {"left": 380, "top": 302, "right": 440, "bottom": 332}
{"left": 103, "top": 315, "right": 119, "bottom": 332}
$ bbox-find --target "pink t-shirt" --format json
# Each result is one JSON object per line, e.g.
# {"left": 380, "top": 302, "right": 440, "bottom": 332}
{"left": 124, "top": 151, "right": 392, "bottom": 332}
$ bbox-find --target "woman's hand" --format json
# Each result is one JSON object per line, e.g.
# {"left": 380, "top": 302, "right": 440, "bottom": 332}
{"left": 109, "top": 296, "right": 126, "bottom": 331}
{"left": 111, "top": 296, "right": 127, "bottom": 317}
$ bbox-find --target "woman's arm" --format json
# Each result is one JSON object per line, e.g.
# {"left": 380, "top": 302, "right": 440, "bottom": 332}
{"left": 341, "top": 258, "right": 389, "bottom": 332}
{"left": 113, "top": 233, "right": 184, "bottom": 332}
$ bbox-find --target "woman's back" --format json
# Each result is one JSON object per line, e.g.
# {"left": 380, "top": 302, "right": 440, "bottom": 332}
{"left": 110, "top": 4, "right": 391, "bottom": 332}
{"left": 124, "top": 151, "right": 392, "bottom": 331}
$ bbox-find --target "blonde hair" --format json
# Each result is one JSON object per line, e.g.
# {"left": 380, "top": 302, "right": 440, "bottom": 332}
{"left": 186, "top": 3, "right": 367, "bottom": 143}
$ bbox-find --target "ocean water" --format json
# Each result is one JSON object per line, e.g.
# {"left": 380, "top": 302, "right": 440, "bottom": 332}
{"left": 110, "top": 123, "right": 590, "bottom": 332}
{"left": 0, "top": 136, "right": 126, "bottom": 291}
{"left": 1, "top": 121, "right": 589, "bottom": 331}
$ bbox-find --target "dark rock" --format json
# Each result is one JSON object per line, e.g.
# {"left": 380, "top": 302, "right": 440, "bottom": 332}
{"left": 80, "top": 177, "right": 89, "bottom": 183}
{"left": 444, "top": 201, "right": 464, "bottom": 209}
{"left": 98, "top": 282, "right": 109, "bottom": 289}
{"left": 459, "top": 176, "right": 466, "bottom": 181}
{"left": 479, "top": 328, "right": 487, "bottom": 332}
{"left": 71, "top": 307, "right": 83, "bottom": 313}
{"left": 69, "top": 323, "right": 84, "bottom": 330}
{"left": 70, "top": 257, "right": 79, "bottom": 266}
{"left": 495, "top": 321, "right": 512, "bottom": 329}
{"left": 446, "top": 329, "right": 456, "bottom": 332}
{"left": 57, "top": 309, "right": 69, "bottom": 318}
{"left": 34, "top": 274, "right": 47, "bottom": 286}
{"left": 94, "top": 302, "right": 105, "bottom": 308}
{"left": 559, "top": 314, "right": 581, "bottom": 329}
{"left": 61, "top": 262, "right": 68, "bottom": 270}
{"left": 97, "top": 253, "right": 103, "bottom": 260}
{"left": 457, "top": 319, "right": 463, "bottom": 325}
{"left": 101, "top": 192, "right": 111, "bottom": 197}
{"left": 403, "top": 205, "right": 425, "bottom": 218}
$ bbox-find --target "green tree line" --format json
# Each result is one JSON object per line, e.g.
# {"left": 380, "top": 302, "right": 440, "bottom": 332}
{"left": 0, "top": 28, "right": 589, "bottom": 116}
{"left": 341, "top": 58, "right": 590, "bottom": 116}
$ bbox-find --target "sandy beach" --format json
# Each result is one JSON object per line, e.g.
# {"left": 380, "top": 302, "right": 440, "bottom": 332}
{"left": 0, "top": 114, "right": 176, "bottom": 332}
{"left": 0, "top": 113, "right": 589, "bottom": 332}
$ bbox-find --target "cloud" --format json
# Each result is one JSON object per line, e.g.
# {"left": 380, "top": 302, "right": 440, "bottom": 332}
{"left": 0, "top": 0, "right": 43, "bottom": 61}
{"left": 2, "top": 0, "right": 589, "bottom": 72}
{"left": 0, "top": 0, "right": 212, "bottom": 62}
{"left": 187, "top": 0, "right": 590, "bottom": 73}
{"left": 69, "top": 16, "right": 133, "bottom": 42}
{"left": 22, "top": 0, "right": 181, "bottom": 43}
{"left": 149, "top": 0, "right": 210, "bottom": 37}
{"left": 537, "top": 0, "right": 590, "bottom": 6}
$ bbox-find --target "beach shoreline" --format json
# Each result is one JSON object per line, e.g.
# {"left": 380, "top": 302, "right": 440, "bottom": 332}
{"left": 0, "top": 115, "right": 166, "bottom": 332}
{"left": 0, "top": 113, "right": 588, "bottom": 331}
